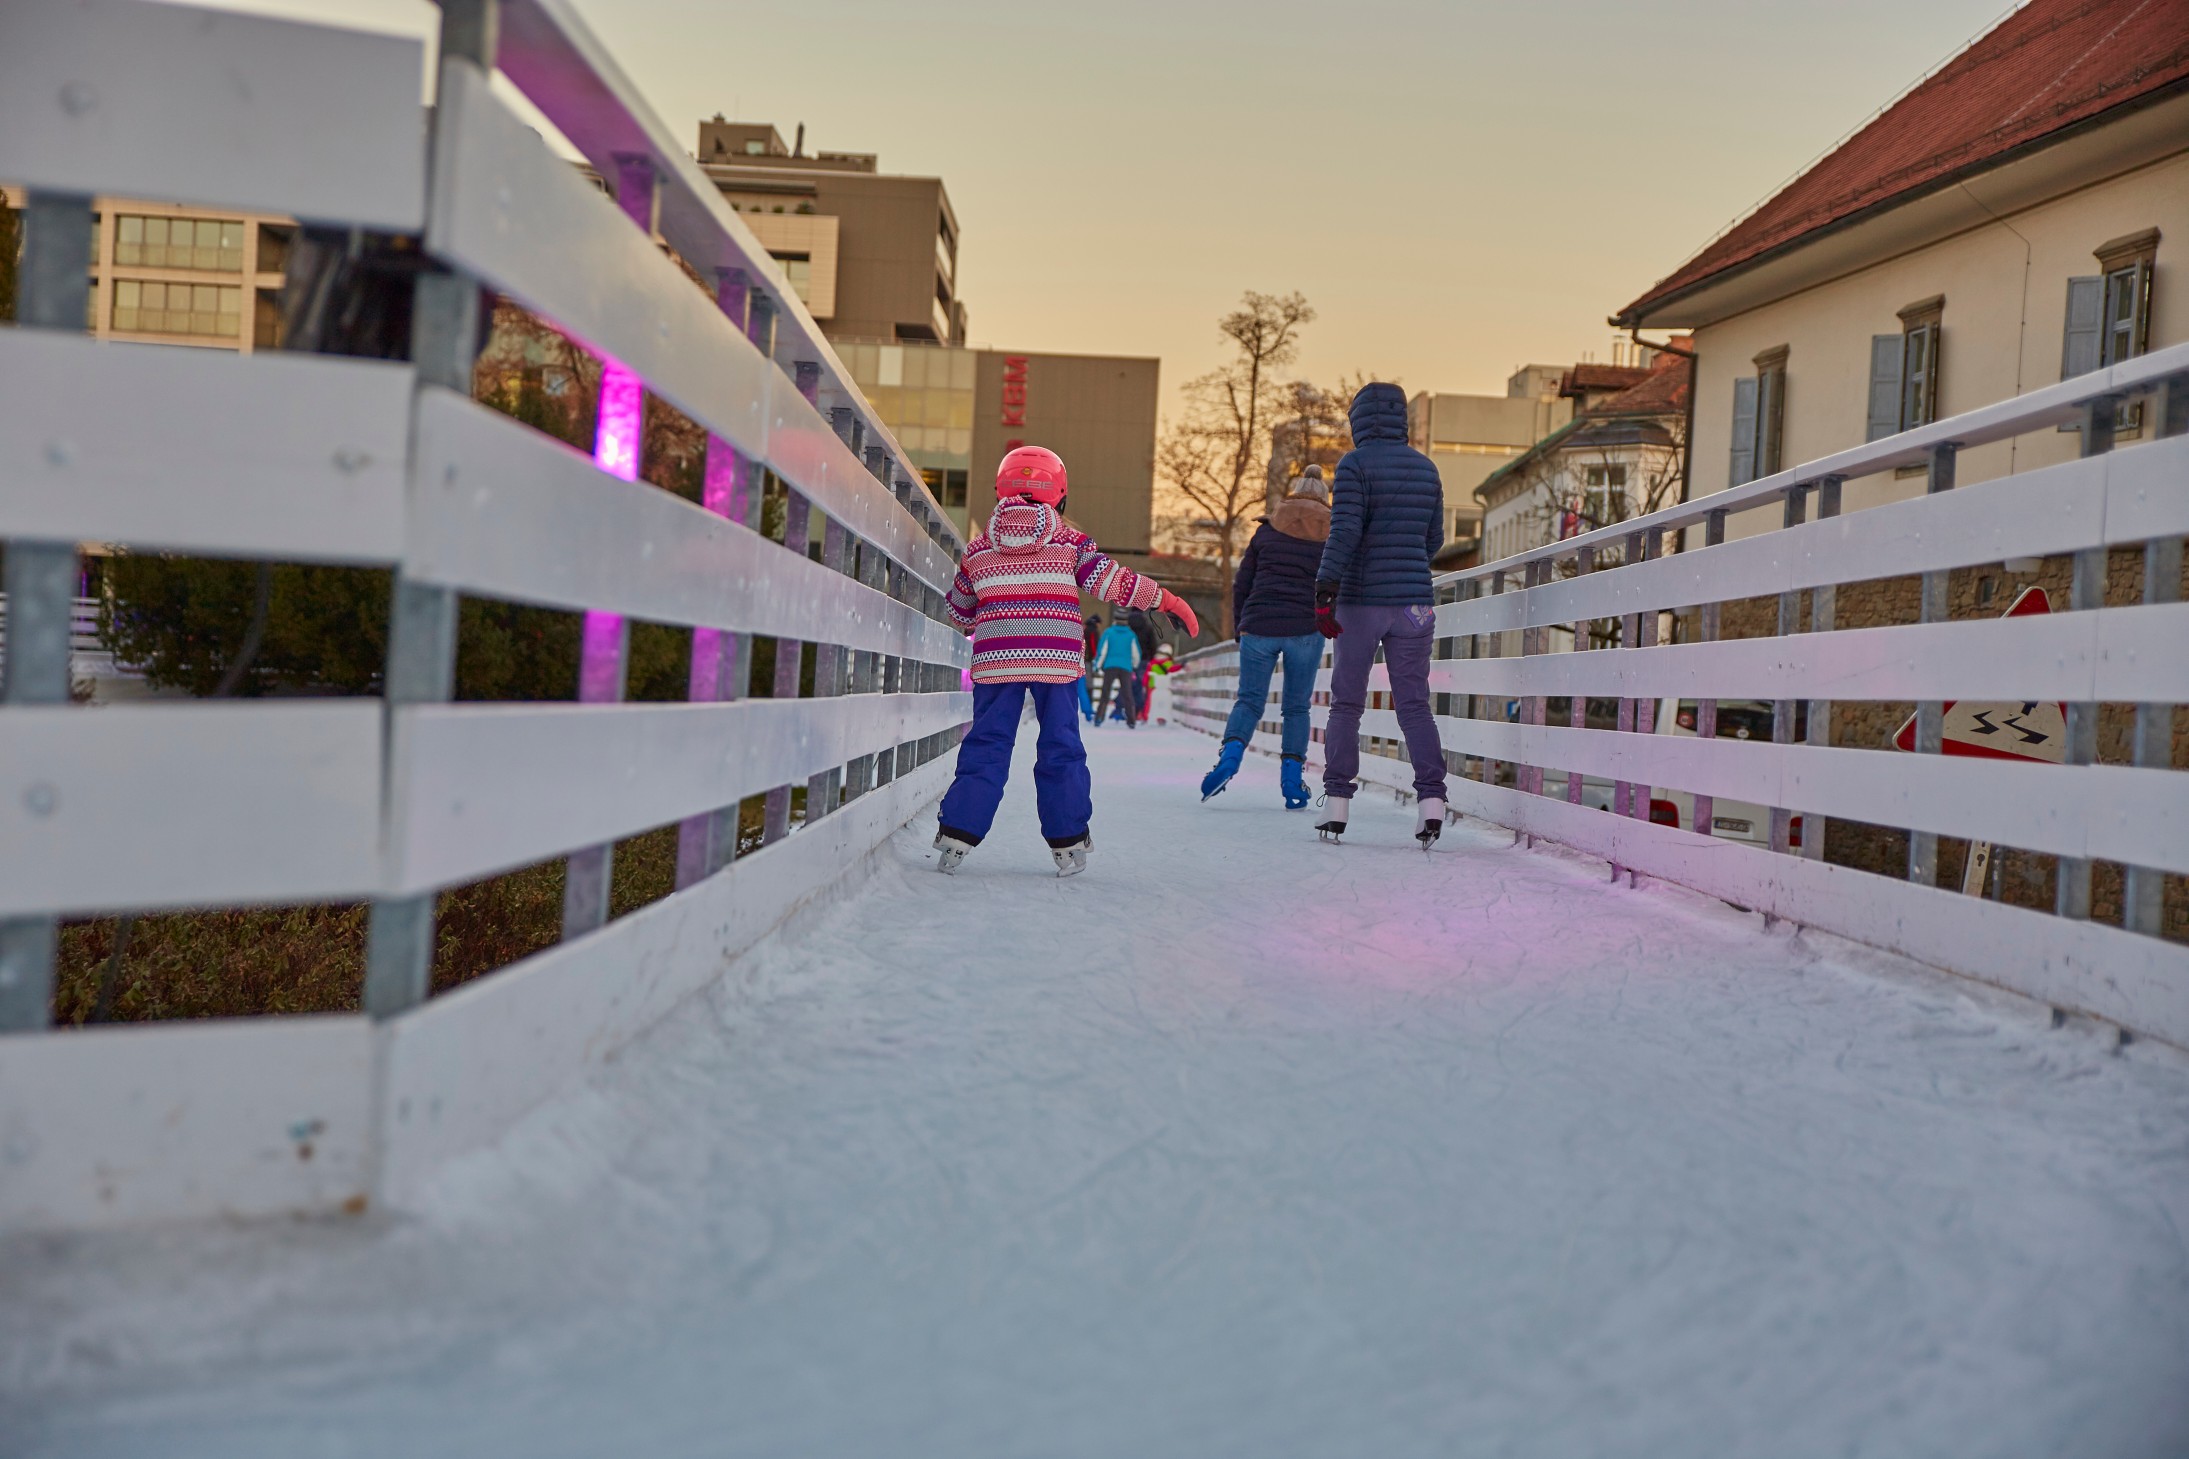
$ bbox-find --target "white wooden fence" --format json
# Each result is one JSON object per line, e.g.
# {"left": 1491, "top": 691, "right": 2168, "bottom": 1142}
{"left": 0, "top": 0, "right": 971, "bottom": 1229}
{"left": 1174, "top": 341, "right": 2189, "bottom": 1049}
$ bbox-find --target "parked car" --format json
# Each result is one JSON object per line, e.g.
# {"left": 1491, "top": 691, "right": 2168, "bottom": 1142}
{"left": 1557, "top": 698, "right": 1804, "bottom": 848}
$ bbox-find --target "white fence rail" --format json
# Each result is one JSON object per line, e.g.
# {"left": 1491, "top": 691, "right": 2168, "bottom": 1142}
{"left": 1172, "top": 342, "right": 2189, "bottom": 1049}
{"left": 0, "top": 0, "right": 970, "bottom": 1230}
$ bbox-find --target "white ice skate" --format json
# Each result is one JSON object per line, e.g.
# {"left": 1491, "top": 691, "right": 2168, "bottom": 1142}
{"left": 1050, "top": 833, "right": 1091, "bottom": 877}
{"left": 1415, "top": 797, "right": 1446, "bottom": 851}
{"left": 1314, "top": 796, "right": 1350, "bottom": 843}
{"left": 933, "top": 829, "right": 975, "bottom": 874}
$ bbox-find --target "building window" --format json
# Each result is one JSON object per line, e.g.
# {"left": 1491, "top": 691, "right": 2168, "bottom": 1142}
{"left": 1729, "top": 347, "right": 1787, "bottom": 486}
{"left": 253, "top": 287, "right": 283, "bottom": 349}
{"left": 114, "top": 214, "right": 245, "bottom": 272}
{"left": 1582, "top": 463, "right": 1627, "bottom": 527}
{"left": 2063, "top": 228, "right": 2158, "bottom": 379}
{"left": 113, "top": 278, "right": 241, "bottom": 337}
{"left": 1898, "top": 296, "right": 1942, "bottom": 430}
{"left": 1867, "top": 295, "right": 1942, "bottom": 441}
{"left": 770, "top": 251, "right": 811, "bottom": 304}
{"left": 256, "top": 223, "right": 294, "bottom": 275}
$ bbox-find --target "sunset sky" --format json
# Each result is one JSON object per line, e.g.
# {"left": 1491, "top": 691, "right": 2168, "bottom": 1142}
{"left": 202, "top": 0, "right": 2017, "bottom": 403}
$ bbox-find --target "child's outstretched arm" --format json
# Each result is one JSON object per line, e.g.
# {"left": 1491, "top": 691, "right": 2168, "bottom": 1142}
{"left": 945, "top": 563, "right": 978, "bottom": 633}
{"left": 1074, "top": 534, "right": 1198, "bottom": 640}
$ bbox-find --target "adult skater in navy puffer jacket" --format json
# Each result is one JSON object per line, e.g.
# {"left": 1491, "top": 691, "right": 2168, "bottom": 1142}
{"left": 1312, "top": 382, "right": 1450, "bottom": 847}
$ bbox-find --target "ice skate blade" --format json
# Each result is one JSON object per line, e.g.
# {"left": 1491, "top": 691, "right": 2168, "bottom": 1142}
{"left": 1052, "top": 851, "right": 1088, "bottom": 877}
{"left": 1315, "top": 822, "right": 1346, "bottom": 842}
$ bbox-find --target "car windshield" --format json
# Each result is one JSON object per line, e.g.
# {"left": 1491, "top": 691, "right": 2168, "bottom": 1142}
{"left": 1673, "top": 701, "right": 1802, "bottom": 741}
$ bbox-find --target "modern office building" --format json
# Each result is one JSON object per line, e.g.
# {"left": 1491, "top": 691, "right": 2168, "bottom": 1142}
{"left": 699, "top": 121, "right": 1161, "bottom": 557}
{"left": 697, "top": 119, "right": 965, "bottom": 347}
{"left": 2, "top": 186, "right": 294, "bottom": 352}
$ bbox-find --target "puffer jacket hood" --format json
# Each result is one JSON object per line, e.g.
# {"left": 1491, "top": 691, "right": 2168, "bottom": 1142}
{"left": 1268, "top": 497, "right": 1330, "bottom": 543}
{"left": 1348, "top": 382, "right": 1409, "bottom": 445}
{"left": 987, "top": 498, "right": 1060, "bottom": 555}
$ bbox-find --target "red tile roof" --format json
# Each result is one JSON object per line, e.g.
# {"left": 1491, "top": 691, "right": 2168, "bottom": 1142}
{"left": 1618, "top": 0, "right": 2189, "bottom": 323}
{"left": 1559, "top": 363, "right": 1652, "bottom": 397}
{"left": 1593, "top": 350, "right": 1692, "bottom": 417}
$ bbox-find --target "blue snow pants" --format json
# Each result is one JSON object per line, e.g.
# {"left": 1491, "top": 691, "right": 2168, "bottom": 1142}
{"left": 938, "top": 680, "right": 1093, "bottom": 847}
{"left": 1220, "top": 631, "right": 1322, "bottom": 759}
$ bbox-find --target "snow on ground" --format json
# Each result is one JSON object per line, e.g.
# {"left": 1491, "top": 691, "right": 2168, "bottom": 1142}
{"left": 4, "top": 725, "right": 2188, "bottom": 1458}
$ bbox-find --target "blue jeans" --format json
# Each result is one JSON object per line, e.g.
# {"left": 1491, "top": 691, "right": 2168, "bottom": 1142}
{"left": 939, "top": 680, "right": 1092, "bottom": 846}
{"left": 1323, "top": 604, "right": 1447, "bottom": 803}
{"left": 1220, "top": 631, "right": 1323, "bottom": 760}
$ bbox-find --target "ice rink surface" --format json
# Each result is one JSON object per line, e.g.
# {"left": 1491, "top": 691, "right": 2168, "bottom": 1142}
{"left": 5, "top": 726, "right": 2187, "bottom": 1457}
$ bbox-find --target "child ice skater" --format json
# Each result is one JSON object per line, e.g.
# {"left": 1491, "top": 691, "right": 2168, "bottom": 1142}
{"left": 934, "top": 446, "right": 1199, "bottom": 876}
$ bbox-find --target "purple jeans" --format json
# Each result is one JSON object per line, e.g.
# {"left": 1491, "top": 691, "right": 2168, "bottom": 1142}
{"left": 1322, "top": 602, "right": 1448, "bottom": 803}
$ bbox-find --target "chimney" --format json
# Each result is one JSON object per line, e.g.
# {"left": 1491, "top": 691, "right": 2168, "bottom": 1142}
{"left": 793, "top": 122, "right": 805, "bottom": 158}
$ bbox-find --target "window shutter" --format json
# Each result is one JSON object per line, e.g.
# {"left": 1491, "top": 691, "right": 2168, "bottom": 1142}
{"left": 2060, "top": 276, "right": 2102, "bottom": 379}
{"left": 1866, "top": 334, "right": 1903, "bottom": 440}
{"left": 1728, "top": 376, "right": 1758, "bottom": 486}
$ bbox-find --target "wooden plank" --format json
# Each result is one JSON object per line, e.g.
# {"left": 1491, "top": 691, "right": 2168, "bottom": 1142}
{"left": 1409, "top": 713, "right": 2189, "bottom": 874}
{"left": 408, "top": 389, "right": 968, "bottom": 664}
{"left": 0, "top": 1015, "right": 374, "bottom": 1232}
{"left": 377, "top": 749, "right": 954, "bottom": 1207}
{"left": 1434, "top": 442, "right": 2189, "bottom": 638}
{"left": 0, "top": 332, "right": 411, "bottom": 563}
{"left": 0, "top": 703, "right": 384, "bottom": 917}
{"left": 388, "top": 691, "right": 972, "bottom": 892}
{"left": 1428, "top": 602, "right": 2189, "bottom": 705}
{"left": 0, "top": 0, "right": 425, "bottom": 229}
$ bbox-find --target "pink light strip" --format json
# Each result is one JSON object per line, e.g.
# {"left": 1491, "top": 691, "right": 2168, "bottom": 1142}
{"left": 581, "top": 359, "right": 644, "bottom": 703}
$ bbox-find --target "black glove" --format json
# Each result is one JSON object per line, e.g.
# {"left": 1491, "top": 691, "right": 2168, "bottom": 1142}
{"left": 1314, "top": 582, "right": 1342, "bottom": 639}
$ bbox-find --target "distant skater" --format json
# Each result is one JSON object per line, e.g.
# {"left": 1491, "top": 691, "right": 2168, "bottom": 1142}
{"left": 1312, "top": 384, "right": 1449, "bottom": 848}
{"left": 1090, "top": 612, "right": 1143, "bottom": 729}
{"left": 1199, "top": 465, "right": 1331, "bottom": 809}
{"left": 935, "top": 447, "right": 1198, "bottom": 876}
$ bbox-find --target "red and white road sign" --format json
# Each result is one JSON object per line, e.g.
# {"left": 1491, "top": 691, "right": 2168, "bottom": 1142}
{"left": 1891, "top": 586, "right": 2065, "bottom": 763}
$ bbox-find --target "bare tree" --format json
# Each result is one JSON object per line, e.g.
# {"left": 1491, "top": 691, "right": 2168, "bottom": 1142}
{"left": 1156, "top": 291, "right": 1315, "bottom": 638}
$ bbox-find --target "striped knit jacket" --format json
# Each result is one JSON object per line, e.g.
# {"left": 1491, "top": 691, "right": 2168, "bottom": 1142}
{"left": 947, "top": 499, "right": 1163, "bottom": 684}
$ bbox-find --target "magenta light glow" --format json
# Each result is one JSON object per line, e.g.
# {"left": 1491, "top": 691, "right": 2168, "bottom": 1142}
{"left": 594, "top": 361, "right": 643, "bottom": 483}
{"left": 581, "top": 359, "right": 644, "bottom": 703}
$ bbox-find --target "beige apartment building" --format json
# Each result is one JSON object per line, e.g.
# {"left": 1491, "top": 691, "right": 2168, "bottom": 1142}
{"left": 1408, "top": 352, "right": 1655, "bottom": 552}
{"left": 1616, "top": 0, "right": 2188, "bottom": 537}
{"left": 2, "top": 186, "right": 293, "bottom": 352}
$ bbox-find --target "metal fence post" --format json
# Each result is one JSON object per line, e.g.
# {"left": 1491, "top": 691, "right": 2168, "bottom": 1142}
{"left": 1520, "top": 558, "right": 1547, "bottom": 805}
{"left": 561, "top": 151, "right": 657, "bottom": 940}
{"left": 1613, "top": 531, "right": 1643, "bottom": 823}
{"left": 2056, "top": 403, "right": 2115, "bottom": 918}
{"left": 2125, "top": 375, "right": 2186, "bottom": 933}
{"left": 1566, "top": 545, "right": 1593, "bottom": 805}
{"left": 1691, "top": 509, "right": 1727, "bottom": 839}
{"left": 1907, "top": 441, "right": 1958, "bottom": 887}
{"left": 1485, "top": 568, "right": 1507, "bottom": 796}
{"left": 676, "top": 268, "right": 762, "bottom": 888}
{"left": 1769, "top": 485, "right": 1811, "bottom": 857}
{"left": 1803, "top": 477, "right": 1843, "bottom": 860}
{"left": 363, "top": 0, "right": 497, "bottom": 1018}
{"left": 0, "top": 192, "right": 93, "bottom": 1030}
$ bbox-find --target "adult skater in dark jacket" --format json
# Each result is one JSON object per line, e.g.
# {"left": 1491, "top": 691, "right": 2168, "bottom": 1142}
{"left": 1312, "top": 382, "right": 1449, "bottom": 847}
{"left": 1199, "top": 466, "right": 1330, "bottom": 808}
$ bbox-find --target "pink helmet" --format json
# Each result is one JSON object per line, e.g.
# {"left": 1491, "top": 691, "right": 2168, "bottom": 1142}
{"left": 995, "top": 445, "right": 1067, "bottom": 505}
